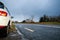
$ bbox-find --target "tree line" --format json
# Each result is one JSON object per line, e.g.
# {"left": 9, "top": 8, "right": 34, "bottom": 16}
{"left": 39, "top": 15, "right": 60, "bottom": 22}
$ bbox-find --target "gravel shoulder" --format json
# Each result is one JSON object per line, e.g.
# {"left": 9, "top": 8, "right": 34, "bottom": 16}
{"left": 0, "top": 23, "right": 22, "bottom": 40}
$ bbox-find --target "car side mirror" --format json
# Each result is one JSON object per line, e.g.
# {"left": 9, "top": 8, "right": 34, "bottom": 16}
{"left": 11, "top": 16, "right": 14, "bottom": 19}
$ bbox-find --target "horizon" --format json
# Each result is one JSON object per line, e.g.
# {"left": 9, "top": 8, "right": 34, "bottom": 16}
{"left": 0, "top": 0, "right": 60, "bottom": 22}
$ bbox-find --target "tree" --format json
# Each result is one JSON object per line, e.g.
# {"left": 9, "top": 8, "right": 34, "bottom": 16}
{"left": 39, "top": 17, "right": 43, "bottom": 22}
{"left": 43, "top": 15, "right": 49, "bottom": 22}
{"left": 22, "top": 20, "right": 26, "bottom": 23}
{"left": 39, "top": 14, "right": 49, "bottom": 22}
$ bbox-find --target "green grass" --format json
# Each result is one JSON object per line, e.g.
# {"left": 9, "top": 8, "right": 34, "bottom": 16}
{"left": 14, "top": 22, "right": 60, "bottom": 25}
{"left": 40, "top": 22, "right": 60, "bottom": 25}
{"left": 9, "top": 23, "right": 16, "bottom": 32}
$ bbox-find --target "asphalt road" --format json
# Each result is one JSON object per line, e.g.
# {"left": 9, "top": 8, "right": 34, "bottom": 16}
{"left": 15, "top": 24, "right": 60, "bottom": 40}
{"left": 0, "top": 30, "right": 22, "bottom": 40}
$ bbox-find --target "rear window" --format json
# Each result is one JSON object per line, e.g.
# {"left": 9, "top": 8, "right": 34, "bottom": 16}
{"left": 0, "top": 2, "right": 4, "bottom": 9}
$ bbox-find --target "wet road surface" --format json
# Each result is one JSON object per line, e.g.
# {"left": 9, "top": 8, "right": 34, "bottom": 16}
{"left": 0, "top": 29, "right": 22, "bottom": 40}
{"left": 0, "top": 24, "right": 60, "bottom": 40}
{"left": 16, "top": 24, "right": 60, "bottom": 40}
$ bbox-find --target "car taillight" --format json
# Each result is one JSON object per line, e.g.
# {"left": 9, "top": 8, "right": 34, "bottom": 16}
{"left": 0, "top": 26, "right": 5, "bottom": 29}
{"left": 0, "top": 11, "right": 7, "bottom": 16}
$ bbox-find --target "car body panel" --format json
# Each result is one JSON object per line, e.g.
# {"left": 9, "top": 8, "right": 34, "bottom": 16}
{"left": 0, "top": 16, "right": 10, "bottom": 26}
{"left": 0, "top": 2, "right": 11, "bottom": 36}
{"left": 0, "top": 8, "right": 11, "bottom": 26}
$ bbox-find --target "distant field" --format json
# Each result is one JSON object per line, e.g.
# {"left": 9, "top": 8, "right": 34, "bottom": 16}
{"left": 40, "top": 22, "right": 60, "bottom": 25}
{"left": 14, "top": 22, "right": 60, "bottom": 25}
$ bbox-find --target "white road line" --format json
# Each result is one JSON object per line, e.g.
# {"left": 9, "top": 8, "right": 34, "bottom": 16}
{"left": 15, "top": 27, "right": 23, "bottom": 35}
{"left": 24, "top": 28, "right": 34, "bottom": 32}
{"left": 15, "top": 27, "right": 28, "bottom": 40}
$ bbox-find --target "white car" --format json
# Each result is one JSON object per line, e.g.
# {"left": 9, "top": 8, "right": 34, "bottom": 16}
{"left": 0, "top": 2, "right": 12, "bottom": 37}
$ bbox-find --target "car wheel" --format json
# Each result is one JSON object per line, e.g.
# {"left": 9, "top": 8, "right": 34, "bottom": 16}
{"left": 0, "top": 27, "right": 7, "bottom": 37}
{"left": 3, "top": 27, "right": 8, "bottom": 37}
{"left": 3, "top": 26, "right": 8, "bottom": 37}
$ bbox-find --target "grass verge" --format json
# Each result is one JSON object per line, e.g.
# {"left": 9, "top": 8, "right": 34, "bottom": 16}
{"left": 40, "top": 22, "right": 60, "bottom": 25}
{"left": 9, "top": 23, "right": 16, "bottom": 32}
{"left": 14, "top": 22, "right": 60, "bottom": 25}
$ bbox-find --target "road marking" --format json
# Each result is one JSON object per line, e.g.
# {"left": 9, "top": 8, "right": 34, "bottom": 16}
{"left": 15, "top": 27, "right": 29, "bottom": 40}
{"left": 24, "top": 28, "right": 34, "bottom": 32}
{"left": 15, "top": 27, "right": 23, "bottom": 35}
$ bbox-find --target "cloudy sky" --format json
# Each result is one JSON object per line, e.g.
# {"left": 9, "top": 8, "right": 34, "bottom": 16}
{"left": 0, "top": 0, "right": 60, "bottom": 22}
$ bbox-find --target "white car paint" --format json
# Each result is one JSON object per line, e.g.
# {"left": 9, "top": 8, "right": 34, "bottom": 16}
{"left": 0, "top": 8, "right": 10, "bottom": 26}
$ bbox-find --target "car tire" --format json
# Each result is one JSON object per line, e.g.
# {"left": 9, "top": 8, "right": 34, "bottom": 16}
{"left": 0, "top": 27, "right": 7, "bottom": 37}
{"left": 3, "top": 27, "right": 8, "bottom": 37}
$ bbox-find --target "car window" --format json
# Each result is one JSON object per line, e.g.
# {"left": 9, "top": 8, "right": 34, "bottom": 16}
{"left": 0, "top": 2, "right": 11, "bottom": 16}
{"left": 0, "top": 2, "right": 4, "bottom": 9}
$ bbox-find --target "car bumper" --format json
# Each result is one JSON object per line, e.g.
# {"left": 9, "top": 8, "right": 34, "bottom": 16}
{"left": 0, "top": 16, "right": 10, "bottom": 26}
